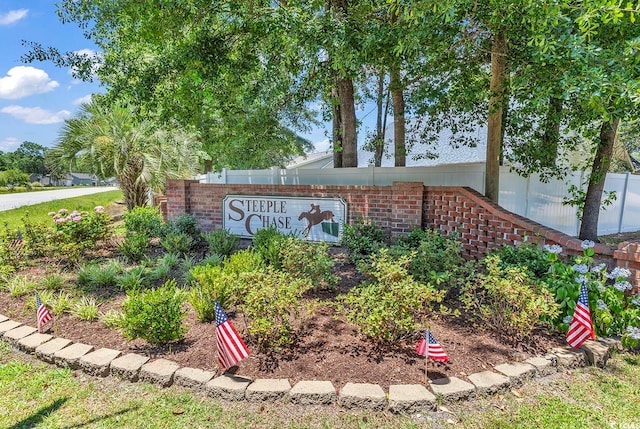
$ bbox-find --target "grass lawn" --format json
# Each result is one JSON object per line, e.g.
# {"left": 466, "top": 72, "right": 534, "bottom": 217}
{"left": 0, "top": 190, "right": 123, "bottom": 230}
{"left": 0, "top": 340, "right": 638, "bottom": 429}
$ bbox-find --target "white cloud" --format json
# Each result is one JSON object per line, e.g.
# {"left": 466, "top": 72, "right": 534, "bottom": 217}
{"left": 0, "top": 9, "right": 28, "bottom": 25}
{"left": 72, "top": 94, "right": 93, "bottom": 105}
{"left": 1, "top": 106, "right": 71, "bottom": 124}
{"left": 313, "top": 138, "right": 331, "bottom": 153}
{"left": 0, "top": 66, "right": 59, "bottom": 100}
{"left": 0, "top": 137, "right": 20, "bottom": 152}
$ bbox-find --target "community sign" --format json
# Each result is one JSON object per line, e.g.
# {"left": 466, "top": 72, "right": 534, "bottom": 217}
{"left": 222, "top": 195, "right": 347, "bottom": 243}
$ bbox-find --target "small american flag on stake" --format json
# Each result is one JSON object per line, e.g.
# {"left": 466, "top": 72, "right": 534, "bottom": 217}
{"left": 214, "top": 300, "right": 249, "bottom": 371}
{"left": 416, "top": 329, "right": 449, "bottom": 362}
{"left": 566, "top": 281, "right": 596, "bottom": 348}
{"left": 36, "top": 292, "right": 53, "bottom": 333}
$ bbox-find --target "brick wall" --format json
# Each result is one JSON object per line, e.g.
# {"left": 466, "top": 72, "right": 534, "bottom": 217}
{"left": 164, "top": 179, "right": 640, "bottom": 289}
{"left": 165, "top": 180, "right": 424, "bottom": 235}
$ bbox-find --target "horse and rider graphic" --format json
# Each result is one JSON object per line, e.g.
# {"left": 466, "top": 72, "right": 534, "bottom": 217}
{"left": 297, "top": 204, "right": 337, "bottom": 237}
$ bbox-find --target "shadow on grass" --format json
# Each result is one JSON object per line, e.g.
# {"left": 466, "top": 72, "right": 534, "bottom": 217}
{"left": 62, "top": 405, "right": 140, "bottom": 429}
{"left": 7, "top": 397, "right": 69, "bottom": 429}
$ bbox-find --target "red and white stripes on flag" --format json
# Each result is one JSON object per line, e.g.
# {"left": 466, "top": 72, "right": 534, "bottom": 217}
{"left": 566, "top": 281, "right": 596, "bottom": 348}
{"left": 214, "top": 300, "right": 250, "bottom": 371}
{"left": 416, "top": 329, "right": 449, "bottom": 362}
{"left": 35, "top": 292, "right": 53, "bottom": 333}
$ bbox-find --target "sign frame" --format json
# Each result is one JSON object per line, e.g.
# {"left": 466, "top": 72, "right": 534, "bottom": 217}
{"left": 222, "top": 195, "right": 348, "bottom": 243}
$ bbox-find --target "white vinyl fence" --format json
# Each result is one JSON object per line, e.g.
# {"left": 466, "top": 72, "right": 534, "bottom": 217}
{"left": 203, "top": 163, "right": 640, "bottom": 237}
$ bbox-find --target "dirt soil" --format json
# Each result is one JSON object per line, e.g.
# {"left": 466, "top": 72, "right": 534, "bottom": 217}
{"left": 0, "top": 253, "right": 567, "bottom": 391}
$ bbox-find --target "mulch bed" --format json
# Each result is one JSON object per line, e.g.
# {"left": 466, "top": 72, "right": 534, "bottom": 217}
{"left": 0, "top": 246, "right": 566, "bottom": 390}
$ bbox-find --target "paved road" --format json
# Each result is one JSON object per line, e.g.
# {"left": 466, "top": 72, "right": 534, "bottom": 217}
{"left": 0, "top": 187, "right": 119, "bottom": 212}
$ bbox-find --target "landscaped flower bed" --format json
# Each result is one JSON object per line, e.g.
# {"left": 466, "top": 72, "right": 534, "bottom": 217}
{"left": 1, "top": 206, "right": 638, "bottom": 389}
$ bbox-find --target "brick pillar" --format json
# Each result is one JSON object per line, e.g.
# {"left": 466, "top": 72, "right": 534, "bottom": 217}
{"left": 390, "top": 181, "right": 424, "bottom": 238}
{"left": 166, "top": 179, "right": 198, "bottom": 220}
{"left": 613, "top": 242, "right": 640, "bottom": 293}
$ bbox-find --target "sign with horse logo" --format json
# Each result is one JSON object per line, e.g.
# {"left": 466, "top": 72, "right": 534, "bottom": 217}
{"left": 223, "top": 195, "right": 347, "bottom": 243}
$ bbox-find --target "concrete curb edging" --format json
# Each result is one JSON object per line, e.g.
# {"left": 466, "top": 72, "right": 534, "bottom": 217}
{"left": 0, "top": 314, "right": 620, "bottom": 413}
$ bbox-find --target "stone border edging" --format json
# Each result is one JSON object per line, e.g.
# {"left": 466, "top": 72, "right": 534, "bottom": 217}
{"left": 0, "top": 315, "right": 621, "bottom": 413}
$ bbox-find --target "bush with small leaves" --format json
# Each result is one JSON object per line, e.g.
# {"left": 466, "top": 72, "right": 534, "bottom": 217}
{"left": 124, "top": 206, "right": 164, "bottom": 238}
{"left": 490, "top": 242, "right": 551, "bottom": 278}
{"left": 391, "top": 228, "right": 466, "bottom": 289}
{"left": 188, "top": 265, "right": 236, "bottom": 321}
{"left": 118, "top": 233, "right": 150, "bottom": 262}
{"left": 460, "top": 255, "right": 559, "bottom": 342}
{"left": 341, "top": 220, "right": 387, "bottom": 263}
{"left": 279, "top": 237, "right": 337, "bottom": 291}
{"left": 160, "top": 232, "right": 194, "bottom": 255}
{"left": 252, "top": 227, "right": 288, "bottom": 268}
{"left": 165, "top": 214, "right": 201, "bottom": 244}
{"left": 20, "top": 214, "right": 51, "bottom": 259}
{"left": 337, "top": 249, "right": 445, "bottom": 343}
{"left": 239, "top": 268, "right": 313, "bottom": 350}
{"left": 119, "top": 279, "right": 188, "bottom": 345}
{"left": 203, "top": 229, "right": 239, "bottom": 258}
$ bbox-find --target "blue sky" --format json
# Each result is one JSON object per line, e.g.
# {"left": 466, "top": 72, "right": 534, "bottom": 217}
{"left": 0, "top": 1, "right": 103, "bottom": 153}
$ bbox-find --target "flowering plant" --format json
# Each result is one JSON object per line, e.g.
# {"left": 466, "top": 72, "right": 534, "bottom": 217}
{"left": 542, "top": 240, "right": 639, "bottom": 345}
{"left": 48, "top": 207, "right": 112, "bottom": 264}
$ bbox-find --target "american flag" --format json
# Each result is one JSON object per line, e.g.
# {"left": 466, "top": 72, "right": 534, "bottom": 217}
{"left": 416, "top": 329, "right": 449, "bottom": 362}
{"left": 214, "top": 300, "right": 249, "bottom": 371}
{"left": 7, "top": 231, "right": 24, "bottom": 258}
{"left": 36, "top": 292, "right": 53, "bottom": 333}
{"left": 566, "top": 281, "right": 596, "bottom": 348}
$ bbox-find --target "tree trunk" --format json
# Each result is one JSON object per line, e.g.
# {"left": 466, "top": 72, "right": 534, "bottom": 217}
{"left": 338, "top": 78, "right": 358, "bottom": 167}
{"left": 486, "top": 32, "right": 506, "bottom": 203}
{"left": 390, "top": 67, "right": 406, "bottom": 167}
{"left": 373, "top": 70, "right": 385, "bottom": 167}
{"left": 579, "top": 118, "right": 620, "bottom": 241}
{"left": 540, "top": 96, "right": 563, "bottom": 169}
{"left": 119, "top": 157, "right": 148, "bottom": 209}
{"left": 331, "top": 87, "right": 343, "bottom": 168}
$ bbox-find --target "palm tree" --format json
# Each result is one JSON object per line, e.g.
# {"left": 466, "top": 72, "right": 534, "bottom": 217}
{"left": 49, "top": 101, "right": 199, "bottom": 209}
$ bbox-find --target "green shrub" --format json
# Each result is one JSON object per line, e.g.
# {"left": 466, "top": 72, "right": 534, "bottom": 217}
{"left": 196, "top": 254, "right": 224, "bottom": 268}
{"left": 252, "top": 227, "right": 287, "bottom": 268}
{"left": 392, "top": 228, "right": 466, "bottom": 288}
{"left": 159, "top": 252, "right": 180, "bottom": 269}
{"left": 279, "top": 237, "right": 336, "bottom": 290}
{"left": 124, "top": 206, "right": 164, "bottom": 237}
{"left": 460, "top": 255, "right": 559, "bottom": 341}
{"left": 118, "top": 233, "right": 150, "bottom": 262}
{"left": 239, "top": 268, "right": 313, "bottom": 350}
{"left": 150, "top": 263, "right": 171, "bottom": 283}
{"left": 0, "top": 225, "right": 27, "bottom": 267}
{"left": 119, "top": 279, "right": 187, "bottom": 345}
{"left": 160, "top": 232, "right": 194, "bottom": 255}
{"left": 337, "top": 249, "right": 445, "bottom": 343}
{"left": 165, "top": 214, "right": 201, "bottom": 243}
{"left": 203, "top": 229, "right": 239, "bottom": 258}
{"left": 341, "top": 220, "right": 387, "bottom": 263}
{"left": 20, "top": 213, "right": 51, "bottom": 259}
{"left": 189, "top": 265, "right": 235, "bottom": 314}
{"left": 490, "top": 242, "right": 551, "bottom": 278}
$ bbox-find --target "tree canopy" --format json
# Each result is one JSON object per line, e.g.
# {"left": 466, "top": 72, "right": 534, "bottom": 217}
{"left": 21, "top": 0, "right": 640, "bottom": 238}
